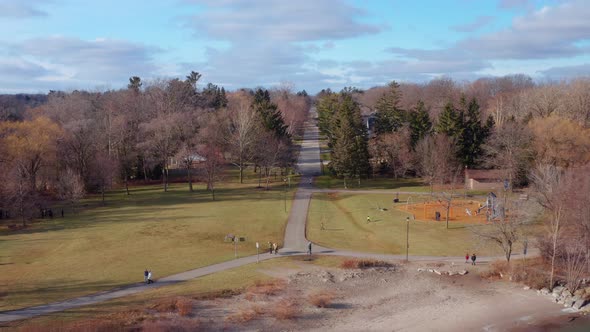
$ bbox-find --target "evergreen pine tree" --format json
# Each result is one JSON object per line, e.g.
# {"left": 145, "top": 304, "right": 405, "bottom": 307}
{"left": 408, "top": 100, "right": 432, "bottom": 148}
{"left": 435, "top": 102, "right": 462, "bottom": 137}
{"left": 252, "top": 88, "right": 288, "bottom": 139}
{"left": 374, "top": 81, "right": 405, "bottom": 134}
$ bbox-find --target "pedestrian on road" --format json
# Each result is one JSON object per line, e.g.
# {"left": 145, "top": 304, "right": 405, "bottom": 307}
{"left": 366, "top": 215, "right": 371, "bottom": 223}
{"left": 144, "top": 268, "right": 149, "bottom": 283}
{"left": 465, "top": 253, "right": 469, "bottom": 264}
{"left": 308, "top": 241, "right": 312, "bottom": 255}
{"left": 147, "top": 270, "right": 153, "bottom": 284}
{"left": 471, "top": 253, "right": 477, "bottom": 265}
{"left": 273, "top": 242, "right": 278, "bottom": 255}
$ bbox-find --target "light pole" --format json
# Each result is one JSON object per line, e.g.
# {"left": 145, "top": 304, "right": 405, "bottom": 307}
{"left": 283, "top": 178, "right": 287, "bottom": 213}
{"left": 406, "top": 216, "right": 410, "bottom": 261}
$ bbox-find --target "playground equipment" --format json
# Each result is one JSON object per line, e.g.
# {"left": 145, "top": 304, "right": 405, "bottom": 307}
{"left": 399, "top": 199, "right": 488, "bottom": 223}
{"left": 476, "top": 192, "right": 504, "bottom": 221}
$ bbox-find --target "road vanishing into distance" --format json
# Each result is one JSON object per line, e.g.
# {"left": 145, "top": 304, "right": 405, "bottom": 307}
{"left": 0, "top": 108, "right": 529, "bottom": 323}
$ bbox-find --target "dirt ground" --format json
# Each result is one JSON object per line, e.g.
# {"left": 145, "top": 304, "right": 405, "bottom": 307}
{"left": 399, "top": 199, "right": 488, "bottom": 223}
{"left": 130, "top": 259, "right": 588, "bottom": 331}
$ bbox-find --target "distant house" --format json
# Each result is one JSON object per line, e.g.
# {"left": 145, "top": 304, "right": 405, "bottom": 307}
{"left": 168, "top": 154, "right": 206, "bottom": 170}
{"left": 362, "top": 113, "right": 377, "bottom": 136}
{"left": 464, "top": 168, "right": 508, "bottom": 190}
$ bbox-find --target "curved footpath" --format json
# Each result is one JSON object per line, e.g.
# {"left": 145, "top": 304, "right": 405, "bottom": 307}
{"left": 0, "top": 111, "right": 525, "bottom": 323}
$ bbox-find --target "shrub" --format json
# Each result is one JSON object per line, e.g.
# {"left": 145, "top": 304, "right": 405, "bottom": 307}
{"left": 308, "top": 290, "right": 336, "bottom": 308}
{"left": 272, "top": 299, "right": 299, "bottom": 320}
{"left": 247, "top": 279, "right": 286, "bottom": 296}
{"left": 340, "top": 259, "right": 393, "bottom": 269}
{"left": 176, "top": 297, "right": 193, "bottom": 317}
{"left": 227, "top": 308, "right": 258, "bottom": 323}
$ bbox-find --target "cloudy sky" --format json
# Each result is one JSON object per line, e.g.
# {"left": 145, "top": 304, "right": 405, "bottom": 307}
{"left": 1, "top": 0, "right": 589, "bottom": 93}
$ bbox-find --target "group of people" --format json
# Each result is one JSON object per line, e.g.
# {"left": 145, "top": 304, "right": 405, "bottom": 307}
{"left": 143, "top": 269, "right": 154, "bottom": 284}
{"left": 268, "top": 242, "right": 279, "bottom": 254}
{"left": 465, "top": 253, "right": 477, "bottom": 265}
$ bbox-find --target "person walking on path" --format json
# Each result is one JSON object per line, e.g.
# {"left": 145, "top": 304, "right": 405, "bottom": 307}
{"left": 465, "top": 253, "right": 469, "bottom": 264}
{"left": 144, "top": 269, "right": 149, "bottom": 283}
{"left": 272, "top": 242, "right": 278, "bottom": 255}
{"left": 147, "top": 270, "right": 153, "bottom": 284}
{"left": 366, "top": 215, "right": 371, "bottom": 223}
{"left": 471, "top": 254, "right": 477, "bottom": 265}
{"left": 308, "top": 241, "right": 312, "bottom": 255}
{"left": 268, "top": 241, "right": 273, "bottom": 254}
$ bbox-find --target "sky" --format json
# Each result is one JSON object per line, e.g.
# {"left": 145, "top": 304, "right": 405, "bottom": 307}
{"left": 1, "top": 0, "right": 589, "bottom": 93}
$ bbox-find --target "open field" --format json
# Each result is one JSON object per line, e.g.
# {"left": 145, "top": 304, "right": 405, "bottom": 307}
{"left": 0, "top": 178, "right": 296, "bottom": 311}
{"left": 307, "top": 192, "right": 538, "bottom": 256}
{"left": 313, "top": 176, "right": 489, "bottom": 196}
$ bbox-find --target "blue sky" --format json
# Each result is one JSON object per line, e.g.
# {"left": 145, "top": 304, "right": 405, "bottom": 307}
{"left": 0, "top": 0, "right": 589, "bottom": 93}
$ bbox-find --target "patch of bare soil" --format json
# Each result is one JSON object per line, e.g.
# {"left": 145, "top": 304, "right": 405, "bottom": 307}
{"left": 31, "top": 260, "right": 587, "bottom": 331}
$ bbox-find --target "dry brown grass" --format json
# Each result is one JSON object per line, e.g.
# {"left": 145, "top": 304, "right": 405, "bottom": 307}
{"left": 150, "top": 297, "right": 194, "bottom": 316}
{"left": 272, "top": 299, "right": 300, "bottom": 320}
{"left": 227, "top": 308, "right": 258, "bottom": 323}
{"left": 340, "top": 259, "right": 393, "bottom": 269}
{"left": 141, "top": 318, "right": 201, "bottom": 332}
{"left": 481, "top": 259, "right": 550, "bottom": 290}
{"left": 308, "top": 290, "right": 336, "bottom": 308}
{"left": 246, "top": 279, "right": 286, "bottom": 296}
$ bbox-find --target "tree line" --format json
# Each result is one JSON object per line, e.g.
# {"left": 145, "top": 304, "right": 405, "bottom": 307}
{"left": 0, "top": 73, "right": 311, "bottom": 225}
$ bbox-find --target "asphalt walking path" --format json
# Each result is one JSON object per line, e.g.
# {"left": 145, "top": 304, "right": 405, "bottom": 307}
{"left": 0, "top": 110, "right": 523, "bottom": 323}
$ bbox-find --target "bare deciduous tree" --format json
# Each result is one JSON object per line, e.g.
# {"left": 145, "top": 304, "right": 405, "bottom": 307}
{"left": 57, "top": 168, "right": 85, "bottom": 214}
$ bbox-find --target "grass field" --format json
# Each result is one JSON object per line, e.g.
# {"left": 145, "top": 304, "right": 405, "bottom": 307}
{"left": 307, "top": 192, "right": 535, "bottom": 256}
{"left": 313, "top": 175, "right": 490, "bottom": 196}
{"left": 5, "top": 256, "right": 347, "bottom": 329}
{"left": 0, "top": 174, "right": 297, "bottom": 311}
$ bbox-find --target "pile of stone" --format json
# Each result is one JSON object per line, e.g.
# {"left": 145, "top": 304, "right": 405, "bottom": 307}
{"left": 537, "top": 286, "right": 590, "bottom": 311}
{"left": 417, "top": 268, "right": 468, "bottom": 276}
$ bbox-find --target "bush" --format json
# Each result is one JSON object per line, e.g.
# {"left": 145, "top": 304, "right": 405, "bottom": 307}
{"left": 272, "top": 299, "right": 299, "bottom": 320}
{"left": 340, "top": 259, "right": 393, "bottom": 269}
{"left": 247, "top": 279, "right": 286, "bottom": 296}
{"left": 308, "top": 290, "right": 336, "bottom": 308}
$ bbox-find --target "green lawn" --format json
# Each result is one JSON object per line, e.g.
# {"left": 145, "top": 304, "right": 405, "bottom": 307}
{"left": 0, "top": 180, "right": 296, "bottom": 311}
{"left": 307, "top": 192, "right": 533, "bottom": 256}
{"left": 313, "top": 176, "right": 432, "bottom": 191}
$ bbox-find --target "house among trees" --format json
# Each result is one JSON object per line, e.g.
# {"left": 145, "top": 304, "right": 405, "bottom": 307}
{"left": 169, "top": 154, "right": 206, "bottom": 170}
{"left": 464, "top": 168, "right": 507, "bottom": 190}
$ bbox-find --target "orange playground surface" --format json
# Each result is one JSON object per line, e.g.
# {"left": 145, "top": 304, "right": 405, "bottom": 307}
{"left": 397, "top": 199, "right": 488, "bottom": 223}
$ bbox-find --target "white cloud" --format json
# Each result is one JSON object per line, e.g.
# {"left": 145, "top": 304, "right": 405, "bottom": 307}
{"left": 0, "top": 0, "right": 48, "bottom": 18}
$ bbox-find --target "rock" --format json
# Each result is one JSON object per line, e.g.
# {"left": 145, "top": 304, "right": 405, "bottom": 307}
{"left": 428, "top": 269, "right": 434, "bottom": 273}
{"left": 433, "top": 269, "right": 442, "bottom": 275}
{"left": 552, "top": 286, "right": 565, "bottom": 295}
{"left": 540, "top": 288, "right": 550, "bottom": 295}
{"left": 564, "top": 297, "right": 575, "bottom": 307}
{"left": 573, "top": 299, "right": 589, "bottom": 310}
{"left": 459, "top": 270, "right": 468, "bottom": 275}
{"left": 417, "top": 268, "right": 425, "bottom": 272}
{"left": 448, "top": 271, "right": 457, "bottom": 276}
{"left": 523, "top": 286, "right": 530, "bottom": 290}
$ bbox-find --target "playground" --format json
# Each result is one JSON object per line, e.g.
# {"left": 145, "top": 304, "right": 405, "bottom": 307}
{"left": 397, "top": 199, "right": 488, "bottom": 223}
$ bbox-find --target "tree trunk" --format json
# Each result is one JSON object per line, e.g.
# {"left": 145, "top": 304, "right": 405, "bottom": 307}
{"left": 446, "top": 205, "right": 450, "bottom": 229}
{"left": 101, "top": 184, "right": 105, "bottom": 205}
{"left": 124, "top": 171, "right": 130, "bottom": 196}
{"left": 265, "top": 167, "right": 271, "bottom": 190}
{"left": 239, "top": 157, "right": 244, "bottom": 184}
{"left": 506, "top": 243, "right": 512, "bottom": 262}
{"left": 187, "top": 166, "right": 193, "bottom": 192}
{"left": 142, "top": 158, "right": 149, "bottom": 184}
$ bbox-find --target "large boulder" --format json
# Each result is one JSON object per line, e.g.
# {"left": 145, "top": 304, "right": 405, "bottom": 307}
{"left": 540, "top": 288, "right": 550, "bottom": 295}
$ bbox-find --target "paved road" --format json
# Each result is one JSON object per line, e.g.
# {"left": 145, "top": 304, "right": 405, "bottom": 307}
{"left": 0, "top": 109, "right": 524, "bottom": 323}
{"left": 283, "top": 109, "right": 326, "bottom": 251}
